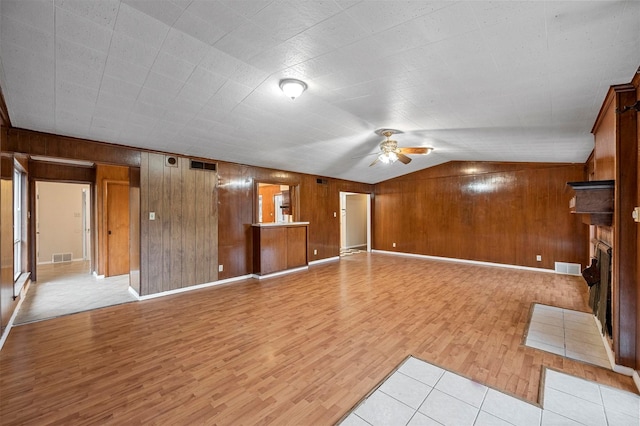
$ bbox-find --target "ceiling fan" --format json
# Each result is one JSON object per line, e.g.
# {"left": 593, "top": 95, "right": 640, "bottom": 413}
{"left": 369, "top": 129, "right": 433, "bottom": 166}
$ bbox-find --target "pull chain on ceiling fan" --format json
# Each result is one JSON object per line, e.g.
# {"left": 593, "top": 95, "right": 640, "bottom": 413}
{"left": 370, "top": 129, "right": 433, "bottom": 166}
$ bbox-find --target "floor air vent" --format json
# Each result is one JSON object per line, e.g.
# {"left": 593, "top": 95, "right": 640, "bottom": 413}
{"left": 555, "top": 262, "right": 581, "bottom": 276}
{"left": 52, "top": 253, "right": 73, "bottom": 263}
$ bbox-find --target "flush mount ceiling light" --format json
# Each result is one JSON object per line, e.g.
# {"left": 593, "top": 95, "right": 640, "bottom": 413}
{"left": 279, "top": 78, "right": 307, "bottom": 100}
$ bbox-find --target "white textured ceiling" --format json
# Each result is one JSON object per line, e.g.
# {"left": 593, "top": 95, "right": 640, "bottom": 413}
{"left": 0, "top": 1, "right": 638, "bottom": 184}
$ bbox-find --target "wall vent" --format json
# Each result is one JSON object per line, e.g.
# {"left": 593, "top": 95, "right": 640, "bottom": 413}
{"left": 316, "top": 178, "right": 328, "bottom": 185}
{"left": 52, "top": 253, "right": 73, "bottom": 263}
{"left": 190, "top": 160, "right": 217, "bottom": 172}
{"left": 165, "top": 156, "right": 178, "bottom": 167}
{"left": 555, "top": 262, "right": 581, "bottom": 276}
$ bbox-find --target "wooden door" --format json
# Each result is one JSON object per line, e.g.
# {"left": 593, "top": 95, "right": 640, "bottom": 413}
{"left": 106, "top": 182, "right": 130, "bottom": 277}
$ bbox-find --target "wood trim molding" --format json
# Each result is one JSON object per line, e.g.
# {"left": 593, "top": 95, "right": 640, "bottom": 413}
{"left": 592, "top": 84, "right": 636, "bottom": 133}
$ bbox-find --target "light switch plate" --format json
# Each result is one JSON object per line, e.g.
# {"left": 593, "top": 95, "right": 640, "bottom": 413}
{"left": 149, "top": 212, "right": 156, "bottom": 220}
{"left": 633, "top": 207, "right": 640, "bottom": 223}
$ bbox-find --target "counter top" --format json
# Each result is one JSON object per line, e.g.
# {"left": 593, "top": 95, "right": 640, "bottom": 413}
{"left": 252, "top": 221, "right": 309, "bottom": 227}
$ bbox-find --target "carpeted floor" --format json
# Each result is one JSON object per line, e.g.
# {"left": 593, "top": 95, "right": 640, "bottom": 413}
{"left": 14, "top": 261, "right": 137, "bottom": 325}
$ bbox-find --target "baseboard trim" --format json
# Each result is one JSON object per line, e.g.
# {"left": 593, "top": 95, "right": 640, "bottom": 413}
{"left": 252, "top": 266, "right": 309, "bottom": 280}
{"left": 138, "top": 275, "right": 253, "bottom": 301}
{"left": 372, "top": 250, "right": 557, "bottom": 274}
{"left": 309, "top": 256, "right": 340, "bottom": 265}
{"left": 128, "top": 286, "right": 140, "bottom": 300}
{"left": 0, "top": 278, "right": 31, "bottom": 352}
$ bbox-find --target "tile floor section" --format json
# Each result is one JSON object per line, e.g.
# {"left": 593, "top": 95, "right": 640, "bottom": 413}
{"left": 14, "top": 261, "right": 136, "bottom": 325}
{"left": 525, "top": 304, "right": 610, "bottom": 369}
{"left": 340, "top": 356, "right": 640, "bottom": 426}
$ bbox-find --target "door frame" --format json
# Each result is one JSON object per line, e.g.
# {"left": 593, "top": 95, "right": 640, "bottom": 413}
{"left": 339, "top": 191, "right": 372, "bottom": 252}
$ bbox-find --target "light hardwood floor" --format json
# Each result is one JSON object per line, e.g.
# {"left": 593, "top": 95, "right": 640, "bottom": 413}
{"left": 0, "top": 253, "right": 635, "bottom": 425}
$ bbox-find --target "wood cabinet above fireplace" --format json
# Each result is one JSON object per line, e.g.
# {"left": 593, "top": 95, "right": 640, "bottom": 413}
{"left": 567, "top": 180, "right": 614, "bottom": 225}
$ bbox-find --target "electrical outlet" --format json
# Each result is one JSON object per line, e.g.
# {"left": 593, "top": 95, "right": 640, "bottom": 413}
{"left": 536, "top": 255, "right": 542, "bottom": 262}
{"left": 313, "top": 249, "right": 317, "bottom": 255}
{"left": 333, "top": 211, "right": 337, "bottom": 217}
{"left": 218, "top": 264, "right": 223, "bottom": 272}
{"left": 392, "top": 242, "right": 396, "bottom": 248}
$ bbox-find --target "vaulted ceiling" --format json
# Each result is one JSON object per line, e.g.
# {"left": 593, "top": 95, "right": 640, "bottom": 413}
{"left": 0, "top": 1, "right": 638, "bottom": 183}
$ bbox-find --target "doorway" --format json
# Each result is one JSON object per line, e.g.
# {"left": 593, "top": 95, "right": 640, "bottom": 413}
{"left": 339, "top": 192, "right": 371, "bottom": 256}
{"left": 36, "top": 182, "right": 91, "bottom": 268}
{"left": 16, "top": 181, "right": 136, "bottom": 324}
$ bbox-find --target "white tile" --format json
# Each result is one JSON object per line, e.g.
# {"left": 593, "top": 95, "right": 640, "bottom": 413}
{"left": 354, "top": 390, "right": 415, "bottom": 426}
{"left": 526, "top": 339, "right": 565, "bottom": 356}
{"left": 55, "top": 7, "right": 112, "bottom": 53}
{"left": 541, "top": 410, "right": 584, "bottom": 426}
{"left": 534, "top": 304, "right": 563, "bottom": 313}
{"left": 600, "top": 386, "right": 640, "bottom": 419}
{"left": 418, "top": 389, "right": 479, "bottom": 426}
{"left": 474, "top": 411, "right": 514, "bottom": 426}
{"left": 114, "top": 2, "right": 170, "bottom": 49}
{"left": 564, "top": 339, "right": 608, "bottom": 359}
{"left": 338, "top": 413, "right": 371, "bottom": 426}
{"left": 531, "top": 313, "right": 564, "bottom": 328}
{"left": 55, "top": 0, "right": 120, "bottom": 29}
{"left": 482, "top": 389, "right": 542, "bottom": 426}
{"left": 563, "top": 319, "right": 599, "bottom": 335}
{"left": 407, "top": 412, "right": 444, "bottom": 426}
{"left": 398, "top": 357, "right": 445, "bottom": 387}
{"left": 564, "top": 328, "right": 604, "bottom": 346}
{"left": 564, "top": 351, "right": 610, "bottom": 369}
{"left": 161, "top": 28, "right": 209, "bottom": 65}
{"left": 604, "top": 408, "right": 640, "bottom": 426}
{"left": 543, "top": 387, "right": 607, "bottom": 426}
{"left": 435, "top": 371, "right": 487, "bottom": 408}
{"left": 544, "top": 369, "right": 602, "bottom": 405}
{"left": 528, "top": 321, "right": 564, "bottom": 338}
{"left": 379, "top": 371, "right": 433, "bottom": 409}
{"left": 526, "top": 330, "right": 565, "bottom": 349}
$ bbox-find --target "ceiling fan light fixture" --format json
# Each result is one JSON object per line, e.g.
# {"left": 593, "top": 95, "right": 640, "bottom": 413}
{"left": 379, "top": 152, "right": 398, "bottom": 164}
{"left": 279, "top": 78, "right": 307, "bottom": 100}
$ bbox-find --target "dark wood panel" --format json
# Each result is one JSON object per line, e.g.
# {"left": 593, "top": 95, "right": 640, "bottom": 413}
{"left": 5, "top": 128, "right": 141, "bottom": 167}
{"left": 374, "top": 162, "right": 587, "bottom": 269}
{"left": 287, "top": 226, "right": 308, "bottom": 268}
{"left": 613, "top": 85, "right": 638, "bottom": 368}
{"left": 145, "top": 153, "right": 164, "bottom": 295}
{"left": 253, "top": 227, "right": 287, "bottom": 275}
{"left": 181, "top": 157, "right": 197, "bottom": 287}
{"left": 28, "top": 160, "right": 94, "bottom": 183}
{"left": 139, "top": 153, "right": 150, "bottom": 294}
{"left": 169, "top": 161, "right": 183, "bottom": 289}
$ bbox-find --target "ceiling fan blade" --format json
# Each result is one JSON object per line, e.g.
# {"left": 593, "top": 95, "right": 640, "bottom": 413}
{"left": 397, "top": 153, "right": 412, "bottom": 164}
{"left": 398, "top": 147, "right": 432, "bottom": 155}
{"left": 369, "top": 156, "right": 380, "bottom": 167}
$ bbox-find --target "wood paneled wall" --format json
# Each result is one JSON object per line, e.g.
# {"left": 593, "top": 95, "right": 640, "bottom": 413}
{"left": 374, "top": 161, "right": 588, "bottom": 269}
{"left": 139, "top": 153, "right": 218, "bottom": 295}
{"left": 3, "top": 128, "right": 140, "bottom": 167}
{"left": 216, "top": 162, "right": 373, "bottom": 279}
